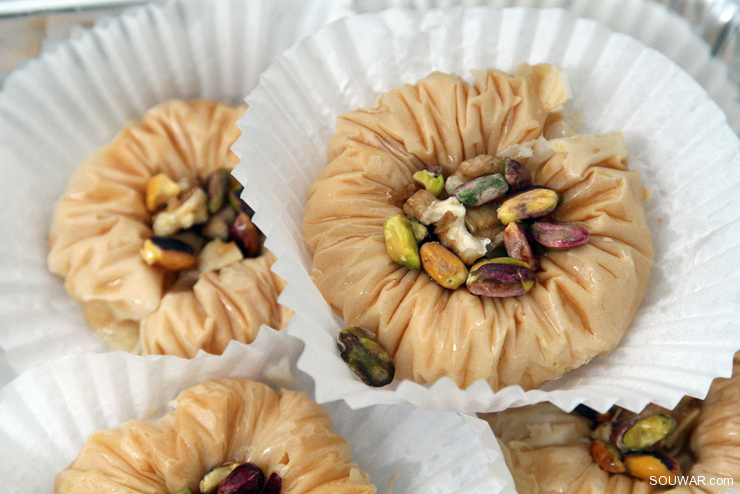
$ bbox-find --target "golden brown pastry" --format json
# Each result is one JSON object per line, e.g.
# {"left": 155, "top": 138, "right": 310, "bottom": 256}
{"left": 48, "top": 100, "right": 291, "bottom": 357}
{"left": 483, "top": 354, "right": 740, "bottom": 493}
{"left": 302, "top": 64, "right": 653, "bottom": 390}
{"left": 55, "top": 379, "right": 376, "bottom": 494}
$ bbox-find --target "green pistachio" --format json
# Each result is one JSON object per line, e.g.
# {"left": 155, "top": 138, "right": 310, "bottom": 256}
{"left": 337, "top": 327, "right": 395, "bottom": 387}
{"left": 412, "top": 167, "right": 444, "bottom": 197}
{"left": 383, "top": 214, "right": 421, "bottom": 270}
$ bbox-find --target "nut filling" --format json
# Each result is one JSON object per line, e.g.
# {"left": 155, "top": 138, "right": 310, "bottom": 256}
{"left": 141, "top": 169, "right": 262, "bottom": 281}
{"left": 576, "top": 399, "right": 701, "bottom": 483}
{"left": 386, "top": 158, "right": 589, "bottom": 297}
{"left": 187, "top": 461, "right": 279, "bottom": 494}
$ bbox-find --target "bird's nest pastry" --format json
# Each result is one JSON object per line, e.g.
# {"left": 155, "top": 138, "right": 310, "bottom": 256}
{"left": 483, "top": 354, "right": 740, "bottom": 493}
{"left": 303, "top": 64, "right": 653, "bottom": 390}
{"left": 48, "top": 100, "right": 291, "bottom": 357}
{"left": 55, "top": 379, "right": 377, "bottom": 494}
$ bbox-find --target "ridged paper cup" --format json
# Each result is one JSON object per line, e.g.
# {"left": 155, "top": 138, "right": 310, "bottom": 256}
{"left": 0, "top": 0, "right": 351, "bottom": 375}
{"left": 0, "top": 328, "right": 514, "bottom": 494}
{"left": 351, "top": 0, "right": 740, "bottom": 135}
{"left": 232, "top": 7, "right": 740, "bottom": 413}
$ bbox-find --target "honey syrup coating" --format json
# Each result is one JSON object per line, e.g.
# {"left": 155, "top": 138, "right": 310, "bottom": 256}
{"left": 302, "top": 64, "right": 653, "bottom": 390}
{"left": 55, "top": 379, "right": 376, "bottom": 494}
{"left": 482, "top": 354, "right": 740, "bottom": 493}
{"left": 48, "top": 100, "right": 291, "bottom": 357}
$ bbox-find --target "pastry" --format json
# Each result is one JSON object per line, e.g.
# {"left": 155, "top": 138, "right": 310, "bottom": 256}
{"left": 302, "top": 64, "right": 653, "bottom": 389}
{"left": 483, "top": 354, "right": 740, "bottom": 493}
{"left": 55, "top": 379, "right": 376, "bottom": 494}
{"left": 48, "top": 100, "right": 291, "bottom": 357}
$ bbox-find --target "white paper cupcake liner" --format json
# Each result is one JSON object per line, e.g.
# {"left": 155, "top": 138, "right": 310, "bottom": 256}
{"left": 351, "top": 0, "right": 740, "bottom": 136}
{"left": 232, "top": 6, "right": 740, "bottom": 414}
{"left": 0, "top": 327, "right": 513, "bottom": 494}
{"left": 0, "top": 0, "right": 352, "bottom": 376}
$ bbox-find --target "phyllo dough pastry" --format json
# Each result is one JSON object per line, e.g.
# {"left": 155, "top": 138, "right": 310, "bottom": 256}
{"left": 303, "top": 64, "right": 653, "bottom": 390}
{"left": 55, "top": 379, "right": 376, "bottom": 494}
{"left": 48, "top": 100, "right": 291, "bottom": 357}
{"left": 483, "top": 354, "right": 740, "bottom": 493}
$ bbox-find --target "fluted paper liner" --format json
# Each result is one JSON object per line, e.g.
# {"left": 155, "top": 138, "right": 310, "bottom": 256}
{"left": 0, "top": 0, "right": 351, "bottom": 375}
{"left": 0, "top": 328, "right": 512, "bottom": 494}
{"left": 352, "top": 0, "right": 740, "bottom": 135}
{"left": 232, "top": 7, "right": 740, "bottom": 413}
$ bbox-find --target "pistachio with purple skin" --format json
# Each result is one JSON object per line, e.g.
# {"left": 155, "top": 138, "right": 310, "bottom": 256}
{"left": 466, "top": 262, "right": 536, "bottom": 297}
{"left": 530, "top": 222, "right": 589, "bottom": 250}
{"left": 504, "top": 158, "right": 532, "bottom": 190}
{"left": 200, "top": 463, "right": 241, "bottom": 494}
{"left": 503, "top": 222, "right": 539, "bottom": 271}
{"left": 264, "top": 473, "right": 282, "bottom": 494}
{"left": 413, "top": 166, "right": 445, "bottom": 197}
{"left": 497, "top": 186, "right": 559, "bottom": 224}
{"left": 218, "top": 463, "right": 265, "bottom": 494}
{"left": 337, "top": 327, "right": 395, "bottom": 387}
{"left": 453, "top": 173, "right": 508, "bottom": 207}
{"left": 229, "top": 212, "right": 260, "bottom": 258}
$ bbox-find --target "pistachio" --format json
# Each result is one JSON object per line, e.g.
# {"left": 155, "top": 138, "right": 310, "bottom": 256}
{"left": 383, "top": 214, "right": 421, "bottom": 270}
{"left": 206, "top": 168, "right": 232, "bottom": 214}
{"left": 621, "top": 415, "right": 676, "bottom": 451}
{"left": 152, "top": 187, "right": 209, "bottom": 236}
{"left": 140, "top": 237, "right": 197, "bottom": 271}
{"left": 503, "top": 222, "right": 540, "bottom": 271}
{"left": 264, "top": 473, "right": 282, "bottom": 494}
{"left": 218, "top": 463, "right": 265, "bottom": 494}
{"left": 420, "top": 242, "right": 468, "bottom": 289}
{"left": 453, "top": 173, "right": 509, "bottom": 207}
{"left": 199, "top": 239, "right": 244, "bottom": 272}
{"left": 445, "top": 154, "right": 507, "bottom": 194}
{"left": 530, "top": 222, "right": 589, "bottom": 250}
{"left": 466, "top": 262, "right": 536, "bottom": 297}
{"left": 229, "top": 212, "right": 261, "bottom": 258}
{"left": 504, "top": 158, "right": 532, "bottom": 191}
{"left": 337, "top": 327, "right": 395, "bottom": 387}
{"left": 203, "top": 206, "right": 238, "bottom": 241}
{"left": 470, "top": 257, "right": 531, "bottom": 272}
{"left": 590, "top": 439, "right": 626, "bottom": 474}
{"left": 200, "top": 462, "right": 240, "bottom": 494}
{"left": 624, "top": 452, "right": 681, "bottom": 483}
{"left": 145, "top": 173, "right": 182, "bottom": 212}
{"left": 413, "top": 166, "right": 444, "bottom": 197}
{"left": 497, "top": 187, "right": 559, "bottom": 225}
{"left": 175, "top": 488, "right": 194, "bottom": 494}
{"left": 409, "top": 219, "right": 429, "bottom": 244}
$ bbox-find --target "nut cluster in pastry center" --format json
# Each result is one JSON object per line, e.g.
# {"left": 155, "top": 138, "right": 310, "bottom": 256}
{"left": 576, "top": 399, "right": 701, "bottom": 483}
{"left": 384, "top": 155, "right": 589, "bottom": 296}
{"left": 176, "top": 461, "right": 282, "bottom": 494}
{"left": 141, "top": 168, "right": 261, "bottom": 276}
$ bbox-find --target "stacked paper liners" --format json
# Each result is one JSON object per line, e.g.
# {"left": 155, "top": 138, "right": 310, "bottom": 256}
{"left": 0, "top": 328, "right": 513, "bottom": 493}
{"left": 0, "top": 0, "right": 351, "bottom": 377}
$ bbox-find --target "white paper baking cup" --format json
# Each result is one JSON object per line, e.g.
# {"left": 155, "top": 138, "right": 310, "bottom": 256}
{"left": 352, "top": 0, "right": 740, "bottom": 136}
{"left": 0, "top": 327, "right": 513, "bottom": 494}
{"left": 0, "top": 0, "right": 352, "bottom": 376}
{"left": 232, "top": 6, "right": 740, "bottom": 414}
